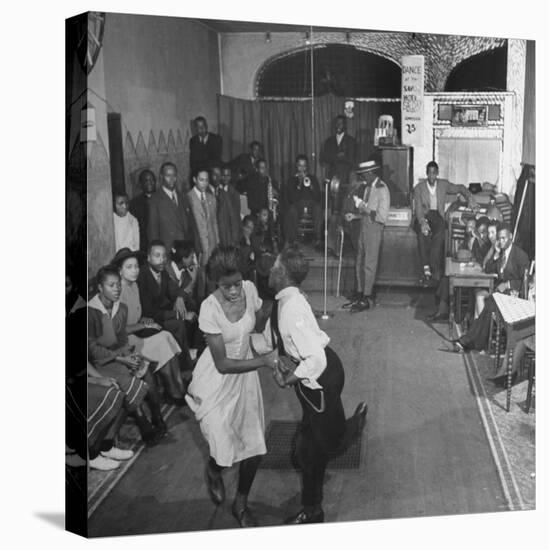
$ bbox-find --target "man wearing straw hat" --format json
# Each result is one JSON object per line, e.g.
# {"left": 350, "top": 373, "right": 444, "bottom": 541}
{"left": 343, "top": 160, "right": 390, "bottom": 312}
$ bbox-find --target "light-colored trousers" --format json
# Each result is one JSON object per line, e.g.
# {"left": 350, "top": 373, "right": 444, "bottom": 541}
{"left": 355, "top": 220, "right": 383, "bottom": 296}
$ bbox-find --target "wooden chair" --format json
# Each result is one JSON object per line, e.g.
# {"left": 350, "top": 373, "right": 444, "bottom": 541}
{"left": 525, "top": 349, "right": 535, "bottom": 413}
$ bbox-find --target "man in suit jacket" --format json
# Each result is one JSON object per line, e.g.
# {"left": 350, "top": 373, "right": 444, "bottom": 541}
{"left": 138, "top": 240, "right": 194, "bottom": 372}
{"left": 130, "top": 169, "right": 156, "bottom": 252}
{"left": 147, "top": 162, "right": 194, "bottom": 251}
{"left": 245, "top": 158, "right": 279, "bottom": 216}
{"left": 320, "top": 115, "right": 356, "bottom": 187}
{"left": 231, "top": 140, "right": 263, "bottom": 194}
{"left": 186, "top": 168, "right": 220, "bottom": 299}
{"left": 283, "top": 154, "right": 323, "bottom": 247}
{"left": 414, "top": 160, "right": 478, "bottom": 282}
{"left": 455, "top": 225, "right": 530, "bottom": 353}
{"left": 213, "top": 163, "right": 241, "bottom": 246}
{"left": 189, "top": 116, "right": 223, "bottom": 175}
{"left": 343, "top": 160, "right": 391, "bottom": 311}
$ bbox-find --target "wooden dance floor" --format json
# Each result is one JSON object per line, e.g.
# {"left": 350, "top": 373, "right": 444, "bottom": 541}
{"left": 88, "top": 289, "right": 507, "bottom": 537}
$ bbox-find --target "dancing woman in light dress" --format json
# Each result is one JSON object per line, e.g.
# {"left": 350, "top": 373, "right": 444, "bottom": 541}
{"left": 186, "top": 246, "right": 278, "bottom": 528}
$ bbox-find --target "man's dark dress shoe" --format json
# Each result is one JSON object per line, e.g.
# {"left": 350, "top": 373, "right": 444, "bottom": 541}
{"left": 206, "top": 467, "right": 225, "bottom": 505}
{"left": 232, "top": 503, "right": 258, "bottom": 528}
{"left": 427, "top": 311, "right": 448, "bottom": 322}
{"left": 489, "top": 372, "right": 518, "bottom": 388}
{"left": 350, "top": 298, "right": 369, "bottom": 312}
{"left": 354, "top": 402, "right": 368, "bottom": 433}
{"left": 284, "top": 508, "right": 325, "bottom": 525}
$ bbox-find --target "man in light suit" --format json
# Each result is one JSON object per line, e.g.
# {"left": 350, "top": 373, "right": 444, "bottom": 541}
{"left": 186, "top": 168, "right": 220, "bottom": 300}
{"left": 413, "top": 161, "right": 478, "bottom": 283}
{"left": 147, "top": 163, "right": 194, "bottom": 251}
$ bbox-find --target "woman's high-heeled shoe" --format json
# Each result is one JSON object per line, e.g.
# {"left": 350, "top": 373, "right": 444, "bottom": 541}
{"left": 231, "top": 502, "right": 258, "bottom": 528}
{"left": 206, "top": 466, "right": 225, "bottom": 506}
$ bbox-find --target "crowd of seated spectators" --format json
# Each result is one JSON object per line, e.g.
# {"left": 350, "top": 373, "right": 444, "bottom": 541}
{"left": 67, "top": 122, "right": 310, "bottom": 471}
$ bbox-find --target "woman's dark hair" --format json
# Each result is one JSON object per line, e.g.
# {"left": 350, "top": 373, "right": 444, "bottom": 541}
{"left": 426, "top": 160, "right": 439, "bottom": 172}
{"left": 171, "top": 240, "right": 195, "bottom": 263}
{"left": 206, "top": 245, "right": 242, "bottom": 282}
{"left": 96, "top": 265, "right": 121, "bottom": 287}
{"left": 279, "top": 246, "right": 309, "bottom": 286}
{"left": 242, "top": 215, "right": 255, "bottom": 227}
{"left": 476, "top": 216, "right": 490, "bottom": 228}
{"left": 113, "top": 192, "right": 129, "bottom": 210}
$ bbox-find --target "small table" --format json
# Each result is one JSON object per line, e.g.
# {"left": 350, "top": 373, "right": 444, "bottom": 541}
{"left": 445, "top": 258, "right": 497, "bottom": 338}
{"left": 492, "top": 293, "right": 535, "bottom": 412}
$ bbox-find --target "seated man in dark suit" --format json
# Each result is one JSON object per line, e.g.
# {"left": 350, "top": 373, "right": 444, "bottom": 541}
{"left": 147, "top": 162, "right": 194, "bottom": 251}
{"left": 282, "top": 154, "right": 322, "bottom": 248}
{"left": 453, "top": 225, "right": 530, "bottom": 353}
{"left": 414, "top": 161, "right": 478, "bottom": 283}
{"left": 461, "top": 216, "right": 491, "bottom": 264}
{"left": 165, "top": 240, "right": 204, "bottom": 356}
{"left": 130, "top": 169, "right": 156, "bottom": 252}
{"left": 231, "top": 140, "right": 263, "bottom": 194}
{"left": 189, "top": 116, "right": 223, "bottom": 176}
{"left": 138, "top": 240, "right": 194, "bottom": 373}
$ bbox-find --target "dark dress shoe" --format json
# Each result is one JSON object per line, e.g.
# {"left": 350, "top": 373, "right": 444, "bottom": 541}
{"left": 153, "top": 419, "right": 169, "bottom": 440}
{"left": 232, "top": 503, "right": 258, "bottom": 528}
{"left": 284, "top": 508, "right": 324, "bottom": 525}
{"left": 354, "top": 402, "right": 368, "bottom": 433}
{"left": 427, "top": 311, "right": 448, "bottom": 322}
{"left": 350, "top": 298, "right": 369, "bottom": 312}
{"left": 206, "top": 466, "right": 225, "bottom": 505}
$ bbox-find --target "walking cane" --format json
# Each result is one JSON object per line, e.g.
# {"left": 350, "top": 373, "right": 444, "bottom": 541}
{"left": 336, "top": 226, "right": 345, "bottom": 297}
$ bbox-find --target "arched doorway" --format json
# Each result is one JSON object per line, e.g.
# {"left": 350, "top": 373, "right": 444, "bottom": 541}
{"left": 257, "top": 44, "right": 401, "bottom": 98}
{"left": 445, "top": 45, "right": 507, "bottom": 92}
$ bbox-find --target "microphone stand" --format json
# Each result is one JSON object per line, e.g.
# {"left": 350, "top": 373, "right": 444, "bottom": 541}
{"left": 315, "top": 177, "right": 335, "bottom": 321}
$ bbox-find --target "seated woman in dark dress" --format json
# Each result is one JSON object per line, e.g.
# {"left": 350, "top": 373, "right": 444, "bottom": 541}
{"left": 88, "top": 266, "right": 168, "bottom": 445}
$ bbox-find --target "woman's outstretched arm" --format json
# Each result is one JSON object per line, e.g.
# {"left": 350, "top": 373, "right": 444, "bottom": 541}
{"left": 206, "top": 333, "right": 278, "bottom": 374}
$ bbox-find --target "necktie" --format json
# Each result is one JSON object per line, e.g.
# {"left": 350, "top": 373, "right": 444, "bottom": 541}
{"left": 270, "top": 300, "right": 286, "bottom": 356}
{"left": 201, "top": 192, "right": 208, "bottom": 219}
{"left": 172, "top": 192, "right": 178, "bottom": 207}
{"left": 363, "top": 184, "right": 372, "bottom": 204}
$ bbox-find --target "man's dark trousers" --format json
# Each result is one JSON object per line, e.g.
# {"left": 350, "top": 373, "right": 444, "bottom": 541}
{"left": 415, "top": 209, "right": 445, "bottom": 279}
{"left": 294, "top": 347, "right": 346, "bottom": 507}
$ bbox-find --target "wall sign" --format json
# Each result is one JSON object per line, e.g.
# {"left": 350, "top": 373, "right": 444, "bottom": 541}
{"left": 401, "top": 55, "right": 425, "bottom": 147}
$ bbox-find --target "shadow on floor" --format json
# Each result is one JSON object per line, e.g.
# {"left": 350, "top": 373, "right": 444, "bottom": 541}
{"left": 34, "top": 512, "right": 65, "bottom": 530}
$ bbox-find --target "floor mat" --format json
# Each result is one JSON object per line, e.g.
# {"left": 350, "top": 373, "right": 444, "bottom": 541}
{"left": 260, "top": 420, "right": 363, "bottom": 470}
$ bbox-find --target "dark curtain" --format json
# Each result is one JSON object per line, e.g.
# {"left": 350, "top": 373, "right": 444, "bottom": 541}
{"left": 218, "top": 93, "right": 400, "bottom": 192}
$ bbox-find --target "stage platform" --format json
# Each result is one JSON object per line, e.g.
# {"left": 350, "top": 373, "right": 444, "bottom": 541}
{"left": 298, "top": 224, "right": 422, "bottom": 295}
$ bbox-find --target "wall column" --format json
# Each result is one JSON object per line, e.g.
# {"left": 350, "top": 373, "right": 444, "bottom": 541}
{"left": 505, "top": 39, "right": 526, "bottom": 196}
{"left": 86, "top": 29, "right": 115, "bottom": 279}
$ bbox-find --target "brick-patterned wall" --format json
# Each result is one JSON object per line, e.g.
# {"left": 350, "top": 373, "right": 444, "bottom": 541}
{"left": 221, "top": 31, "right": 507, "bottom": 99}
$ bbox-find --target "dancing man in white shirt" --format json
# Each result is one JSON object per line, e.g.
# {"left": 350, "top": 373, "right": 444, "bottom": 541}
{"left": 267, "top": 247, "right": 368, "bottom": 525}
